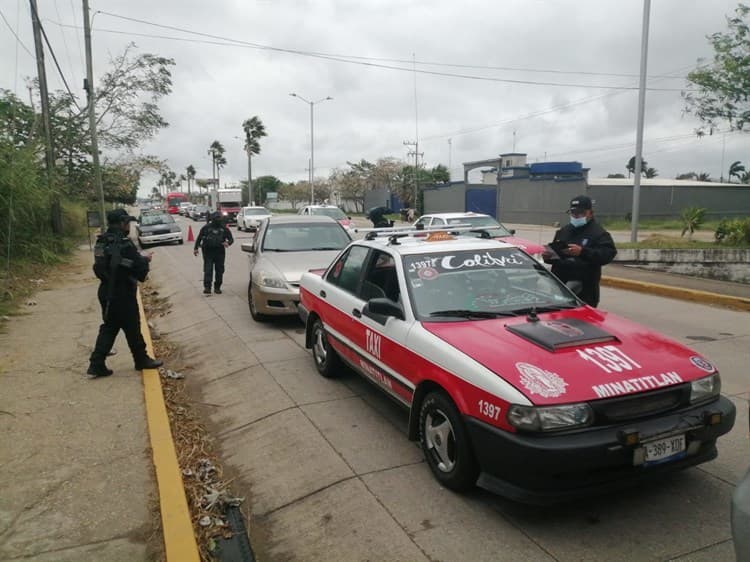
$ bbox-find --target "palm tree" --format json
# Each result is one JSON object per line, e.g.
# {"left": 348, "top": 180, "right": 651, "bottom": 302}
{"left": 644, "top": 167, "right": 658, "bottom": 178}
{"left": 626, "top": 156, "right": 649, "bottom": 178}
{"left": 729, "top": 161, "right": 745, "bottom": 182}
{"left": 696, "top": 172, "right": 711, "bottom": 182}
{"left": 680, "top": 207, "right": 706, "bottom": 240}
{"left": 242, "top": 116, "right": 268, "bottom": 204}
{"left": 742, "top": 170, "right": 750, "bottom": 184}
{"left": 208, "top": 141, "right": 226, "bottom": 190}
{"left": 186, "top": 164, "right": 196, "bottom": 196}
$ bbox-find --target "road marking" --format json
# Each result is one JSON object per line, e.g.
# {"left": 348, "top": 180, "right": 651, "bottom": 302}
{"left": 137, "top": 290, "right": 200, "bottom": 562}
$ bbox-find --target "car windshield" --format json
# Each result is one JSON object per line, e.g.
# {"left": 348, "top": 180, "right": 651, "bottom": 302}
{"left": 141, "top": 213, "right": 174, "bottom": 226}
{"left": 246, "top": 208, "right": 270, "bottom": 215}
{"left": 442, "top": 216, "right": 512, "bottom": 236}
{"left": 262, "top": 223, "right": 350, "bottom": 252}
{"left": 312, "top": 207, "right": 347, "bottom": 220}
{"left": 402, "top": 248, "right": 578, "bottom": 320}
{"left": 194, "top": 205, "right": 208, "bottom": 212}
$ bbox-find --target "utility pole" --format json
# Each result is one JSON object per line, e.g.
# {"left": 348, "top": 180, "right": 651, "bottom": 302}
{"left": 82, "top": 0, "right": 106, "bottom": 228}
{"left": 404, "top": 140, "right": 423, "bottom": 212}
{"left": 630, "top": 0, "right": 651, "bottom": 243}
{"left": 447, "top": 138, "right": 452, "bottom": 181}
{"left": 29, "top": 0, "right": 59, "bottom": 229}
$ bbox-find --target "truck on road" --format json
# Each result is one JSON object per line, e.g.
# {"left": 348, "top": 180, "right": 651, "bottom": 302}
{"left": 210, "top": 188, "right": 242, "bottom": 224}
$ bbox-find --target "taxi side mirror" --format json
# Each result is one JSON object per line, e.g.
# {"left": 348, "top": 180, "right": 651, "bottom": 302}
{"left": 363, "top": 298, "right": 404, "bottom": 322}
{"left": 509, "top": 228, "right": 516, "bottom": 235}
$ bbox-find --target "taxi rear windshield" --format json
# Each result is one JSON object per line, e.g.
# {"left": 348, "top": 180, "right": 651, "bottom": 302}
{"left": 402, "top": 248, "right": 577, "bottom": 320}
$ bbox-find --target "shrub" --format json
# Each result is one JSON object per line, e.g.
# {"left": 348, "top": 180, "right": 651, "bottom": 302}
{"left": 715, "top": 217, "right": 750, "bottom": 245}
{"left": 680, "top": 206, "right": 706, "bottom": 239}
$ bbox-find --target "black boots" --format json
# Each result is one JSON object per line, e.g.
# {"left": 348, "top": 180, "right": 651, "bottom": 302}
{"left": 134, "top": 357, "right": 163, "bottom": 370}
{"left": 87, "top": 363, "right": 113, "bottom": 378}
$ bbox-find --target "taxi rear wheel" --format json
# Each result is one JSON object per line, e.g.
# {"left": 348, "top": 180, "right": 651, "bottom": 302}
{"left": 419, "top": 391, "right": 479, "bottom": 492}
{"left": 311, "top": 318, "right": 342, "bottom": 378}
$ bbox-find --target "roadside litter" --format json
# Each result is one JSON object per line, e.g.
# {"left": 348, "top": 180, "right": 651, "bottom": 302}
{"left": 159, "top": 367, "right": 185, "bottom": 380}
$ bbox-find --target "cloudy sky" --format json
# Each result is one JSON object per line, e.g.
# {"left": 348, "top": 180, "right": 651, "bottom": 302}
{"left": 2, "top": 0, "right": 748, "bottom": 196}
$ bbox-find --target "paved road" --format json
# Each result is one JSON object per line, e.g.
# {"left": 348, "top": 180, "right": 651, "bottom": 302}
{"left": 151, "top": 215, "right": 748, "bottom": 561}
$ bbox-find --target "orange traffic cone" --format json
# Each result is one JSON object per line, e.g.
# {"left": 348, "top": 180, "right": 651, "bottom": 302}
{"left": 187, "top": 225, "right": 194, "bottom": 242}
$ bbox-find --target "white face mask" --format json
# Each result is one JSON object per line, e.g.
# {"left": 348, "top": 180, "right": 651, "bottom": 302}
{"left": 570, "top": 216, "right": 588, "bottom": 228}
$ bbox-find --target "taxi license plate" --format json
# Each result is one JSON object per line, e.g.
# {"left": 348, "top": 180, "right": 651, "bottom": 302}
{"left": 643, "top": 434, "right": 686, "bottom": 465}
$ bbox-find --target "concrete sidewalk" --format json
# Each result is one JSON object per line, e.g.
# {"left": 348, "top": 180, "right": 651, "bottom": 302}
{"left": 0, "top": 250, "right": 158, "bottom": 561}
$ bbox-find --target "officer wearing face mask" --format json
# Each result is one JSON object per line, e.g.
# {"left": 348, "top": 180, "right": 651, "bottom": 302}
{"left": 543, "top": 195, "right": 617, "bottom": 307}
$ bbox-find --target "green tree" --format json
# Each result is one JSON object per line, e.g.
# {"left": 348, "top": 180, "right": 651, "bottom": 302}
{"left": 278, "top": 182, "right": 309, "bottom": 210}
{"left": 729, "top": 160, "right": 746, "bottom": 181}
{"left": 697, "top": 172, "right": 712, "bottom": 181}
{"left": 644, "top": 167, "right": 659, "bottom": 178}
{"left": 676, "top": 172, "right": 697, "bottom": 180}
{"left": 244, "top": 175, "right": 281, "bottom": 205}
{"left": 431, "top": 164, "right": 450, "bottom": 183}
{"left": 241, "top": 116, "right": 267, "bottom": 204}
{"left": 684, "top": 4, "right": 750, "bottom": 133}
{"left": 607, "top": 173, "right": 626, "bottom": 178}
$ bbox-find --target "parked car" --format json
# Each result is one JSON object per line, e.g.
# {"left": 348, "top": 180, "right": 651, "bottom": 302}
{"left": 732, "top": 401, "right": 750, "bottom": 561}
{"left": 414, "top": 212, "right": 545, "bottom": 258}
{"left": 237, "top": 206, "right": 272, "bottom": 232}
{"left": 190, "top": 204, "right": 209, "bottom": 221}
{"left": 298, "top": 204, "right": 354, "bottom": 233}
{"left": 298, "top": 228, "right": 735, "bottom": 502}
{"left": 178, "top": 202, "right": 192, "bottom": 216}
{"left": 241, "top": 216, "right": 352, "bottom": 321}
{"left": 136, "top": 211, "right": 182, "bottom": 247}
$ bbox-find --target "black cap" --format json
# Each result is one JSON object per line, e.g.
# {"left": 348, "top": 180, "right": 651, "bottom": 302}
{"left": 107, "top": 208, "right": 137, "bottom": 224}
{"left": 211, "top": 211, "right": 222, "bottom": 221}
{"left": 568, "top": 195, "right": 593, "bottom": 212}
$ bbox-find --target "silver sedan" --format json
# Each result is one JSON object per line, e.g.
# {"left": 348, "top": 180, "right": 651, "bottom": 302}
{"left": 241, "top": 215, "right": 351, "bottom": 321}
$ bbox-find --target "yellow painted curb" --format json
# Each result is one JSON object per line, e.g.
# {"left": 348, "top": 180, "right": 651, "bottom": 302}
{"left": 602, "top": 276, "right": 750, "bottom": 312}
{"left": 137, "top": 290, "right": 200, "bottom": 562}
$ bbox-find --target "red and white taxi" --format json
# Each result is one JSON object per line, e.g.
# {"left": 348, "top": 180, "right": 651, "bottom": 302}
{"left": 298, "top": 228, "right": 736, "bottom": 503}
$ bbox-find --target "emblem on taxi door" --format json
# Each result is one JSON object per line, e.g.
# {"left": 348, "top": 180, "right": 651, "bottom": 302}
{"left": 516, "top": 362, "right": 568, "bottom": 398}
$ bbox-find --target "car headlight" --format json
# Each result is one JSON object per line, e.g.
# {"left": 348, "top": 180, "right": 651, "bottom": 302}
{"left": 690, "top": 373, "right": 721, "bottom": 404}
{"left": 257, "top": 271, "right": 287, "bottom": 289}
{"left": 507, "top": 403, "right": 593, "bottom": 432}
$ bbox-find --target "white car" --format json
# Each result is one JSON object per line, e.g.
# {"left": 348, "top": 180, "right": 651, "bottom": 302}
{"left": 237, "top": 206, "right": 272, "bottom": 232}
{"left": 178, "top": 202, "right": 192, "bottom": 216}
{"left": 298, "top": 204, "right": 354, "bottom": 232}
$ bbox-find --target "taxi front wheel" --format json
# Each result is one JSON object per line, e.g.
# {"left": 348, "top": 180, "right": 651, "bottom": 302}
{"left": 419, "top": 391, "right": 479, "bottom": 492}
{"left": 311, "top": 318, "right": 342, "bottom": 378}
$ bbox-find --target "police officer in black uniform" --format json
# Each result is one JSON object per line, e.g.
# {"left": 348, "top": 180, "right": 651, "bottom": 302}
{"left": 367, "top": 206, "right": 393, "bottom": 228}
{"left": 543, "top": 195, "right": 617, "bottom": 308}
{"left": 193, "top": 211, "right": 234, "bottom": 294}
{"left": 88, "top": 209, "right": 163, "bottom": 377}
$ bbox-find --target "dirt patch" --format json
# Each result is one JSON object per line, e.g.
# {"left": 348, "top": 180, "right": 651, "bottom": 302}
{"left": 142, "top": 283, "right": 250, "bottom": 561}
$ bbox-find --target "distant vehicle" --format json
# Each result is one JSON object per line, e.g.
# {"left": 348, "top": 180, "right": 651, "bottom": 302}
{"left": 298, "top": 204, "right": 354, "bottom": 232}
{"left": 190, "top": 204, "right": 209, "bottom": 221}
{"left": 237, "top": 206, "right": 272, "bottom": 232}
{"left": 165, "top": 192, "right": 188, "bottom": 214}
{"left": 209, "top": 188, "right": 242, "bottom": 223}
{"left": 241, "top": 215, "right": 351, "bottom": 321}
{"left": 178, "top": 202, "right": 192, "bottom": 216}
{"left": 414, "top": 212, "right": 545, "bottom": 259}
{"left": 136, "top": 211, "right": 182, "bottom": 247}
{"left": 732, "top": 401, "right": 750, "bottom": 561}
{"left": 298, "top": 226, "right": 735, "bottom": 501}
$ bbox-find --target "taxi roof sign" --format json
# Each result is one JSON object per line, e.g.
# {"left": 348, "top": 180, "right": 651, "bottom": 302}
{"left": 425, "top": 231, "right": 455, "bottom": 242}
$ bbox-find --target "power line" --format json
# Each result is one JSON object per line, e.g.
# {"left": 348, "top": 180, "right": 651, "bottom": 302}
{"left": 53, "top": 0, "right": 78, "bottom": 92}
{"left": 88, "top": 11, "right": 689, "bottom": 92}
{"left": 0, "top": 5, "right": 33, "bottom": 57}
{"left": 27, "top": 0, "right": 80, "bottom": 110}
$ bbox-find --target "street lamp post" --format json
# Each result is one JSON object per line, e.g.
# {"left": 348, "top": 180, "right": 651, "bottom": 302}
{"left": 289, "top": 93, "right": 333, "bottom": 205}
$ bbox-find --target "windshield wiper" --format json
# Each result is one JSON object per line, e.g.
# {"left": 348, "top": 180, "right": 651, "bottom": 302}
{"left": 263, "top": 248, "right": 292, "bottom": 252}
{"left": 308, "top": 246, "right": 343, "bottom": 251}
{"left": 508, "top": 304, "right": 579, "bottom": 314}
{"left": 428, "top": 309, "right": 518, "bottom": 319}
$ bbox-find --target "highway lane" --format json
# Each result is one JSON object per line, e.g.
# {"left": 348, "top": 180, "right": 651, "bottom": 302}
{"left": 148, "top": 215, "right": 748, "bottom": 561}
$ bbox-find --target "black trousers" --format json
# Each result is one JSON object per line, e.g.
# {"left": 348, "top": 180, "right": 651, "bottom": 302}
{"left": 202, "top": 248, "right": 226, "bottom": 290}
{"left": 90, "top": 283, "right": 148, "bottom": 365}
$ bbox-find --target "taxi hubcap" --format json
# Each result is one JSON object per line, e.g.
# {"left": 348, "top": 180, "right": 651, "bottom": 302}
{"left": 313, "top": 328, "right": 327, "bottom": 366}
{"left": 425, "top": 411, "right": 456, "bottom": 472}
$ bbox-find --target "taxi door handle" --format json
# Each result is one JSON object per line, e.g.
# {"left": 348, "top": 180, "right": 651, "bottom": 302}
{"left": 319, "top": 290, "right": 326, "bottom": 298}
{"left": 352, "top": 309, "right": 362, "bottom": 318}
